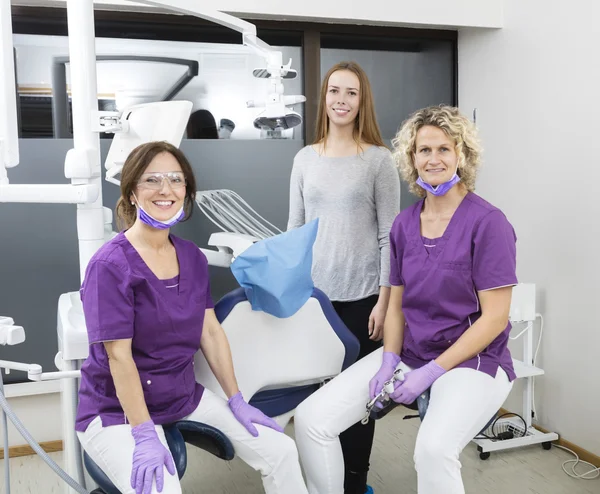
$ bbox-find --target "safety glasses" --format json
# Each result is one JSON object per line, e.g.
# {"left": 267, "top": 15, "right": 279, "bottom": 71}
{"left": 137, "top": 172, "right": 187, "bottom": 190}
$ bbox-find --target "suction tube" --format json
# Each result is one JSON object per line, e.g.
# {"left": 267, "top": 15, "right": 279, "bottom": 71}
{"left": 0, "top": 372, "right": 89, "bottom": 494}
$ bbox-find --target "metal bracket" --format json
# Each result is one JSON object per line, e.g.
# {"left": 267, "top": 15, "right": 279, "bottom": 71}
{"left": 91, "top": 111, "right": 128, "bottom": 134}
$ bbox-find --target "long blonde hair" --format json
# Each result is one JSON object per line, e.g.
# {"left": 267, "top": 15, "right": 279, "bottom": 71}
{"left": 314, "top": 61, "right": 386, "bottom": 151}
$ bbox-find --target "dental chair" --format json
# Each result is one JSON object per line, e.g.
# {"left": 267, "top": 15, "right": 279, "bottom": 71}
{"left": 84, "top": 286, "right": 360, "bottom": 493}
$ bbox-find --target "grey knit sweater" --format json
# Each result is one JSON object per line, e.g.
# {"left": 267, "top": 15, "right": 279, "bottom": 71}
{"left": 287, "top": 145, "right": 401, "bottom": 301}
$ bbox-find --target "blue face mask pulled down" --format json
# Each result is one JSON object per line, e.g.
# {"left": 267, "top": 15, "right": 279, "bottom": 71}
{"left": 230, "top": 219, "right": 319, "bottom": 318}
{"left": 416, "top": 171, "right": 461, "bottom": 196}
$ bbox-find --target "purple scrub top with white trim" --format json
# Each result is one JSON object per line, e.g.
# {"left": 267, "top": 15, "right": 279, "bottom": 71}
{"left": 75, "top": 232, "right": 213, "bottom": 432}
{"left": 389, "top": 192, "right": 517, "bottom": 381}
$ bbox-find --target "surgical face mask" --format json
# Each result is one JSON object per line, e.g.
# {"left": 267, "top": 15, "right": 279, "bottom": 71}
{"left": 416, "top": 171, "right": 461, "bottom": 196}
{"left": 132, "top": 192, "right": 185, "bottom": 230}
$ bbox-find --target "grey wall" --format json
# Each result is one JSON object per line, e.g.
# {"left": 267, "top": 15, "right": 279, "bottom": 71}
{"left": 321, "top": 43, "right": 454, "bottom": 210}
{"left": 0, "top": 138, "right": 303, "bottom": 383}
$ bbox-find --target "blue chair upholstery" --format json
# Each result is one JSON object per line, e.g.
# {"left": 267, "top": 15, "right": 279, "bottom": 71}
{"left": 245, "top": 384, "right": 320, "bottom": 417}
{"left": 215, "top": 287, "right": 360, "bottom": 416}
{"left": 84, "top": 421, "right": 234, "bottom": 493}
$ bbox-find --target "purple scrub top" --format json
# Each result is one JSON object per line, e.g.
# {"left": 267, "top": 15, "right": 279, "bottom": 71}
{"left": 389, "top": 192, "right": 517, "bottom": 381}
{"left": 75, "top": 232, "right": 214, "bottom": 432}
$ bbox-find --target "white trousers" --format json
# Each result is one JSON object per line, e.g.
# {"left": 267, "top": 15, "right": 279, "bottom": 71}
{"left": 294, "top": 347, "right": 513, "bottom": 494}
{"left": 77, "top": 387, "right": 308, "bottom": 494}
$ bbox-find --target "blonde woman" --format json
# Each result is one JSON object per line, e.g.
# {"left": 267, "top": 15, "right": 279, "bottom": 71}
{"left": 294, "top": 106, "right": 517, "bottom": 494}
{"left": 287, "top": 61, "right": 401, "bottom": 494}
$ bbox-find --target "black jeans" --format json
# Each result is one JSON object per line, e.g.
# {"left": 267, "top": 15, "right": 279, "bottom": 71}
{"left": 332, "top": 294, "right": 382, "bottom": 493}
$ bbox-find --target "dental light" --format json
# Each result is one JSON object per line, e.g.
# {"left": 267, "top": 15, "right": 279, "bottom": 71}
{"left": 138, "top": 1, "right": 306, "bottom": 132}
{"left": 104, "top": 100, "right": 194, "bottom": 185}
{"left": 102, "top": 2, "right": 306, "bottom": 182}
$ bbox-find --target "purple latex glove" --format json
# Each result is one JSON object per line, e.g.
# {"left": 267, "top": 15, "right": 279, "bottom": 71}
{"left": 389, "top": 360, "right": 446, "bottom": 405}
{"left": 228, "top": 391, "right": 285, "bottom": 437}
{"left": 130, "top": 420, "right": 176, "bottom": 494}
{"left": 369, "top": 351, "right": 401, "bottom": 400}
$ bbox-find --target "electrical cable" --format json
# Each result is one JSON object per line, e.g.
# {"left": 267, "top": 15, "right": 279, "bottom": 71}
{"left": 474, "top": 412, "right": 528, "bottom": 441}
{"left": 552, "top": 444, "right": 600, "bottom": 480}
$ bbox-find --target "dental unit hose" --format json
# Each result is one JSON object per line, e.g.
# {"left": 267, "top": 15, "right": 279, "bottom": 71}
{"left": 0, "top": 371, "right": 90, "bottom": 494}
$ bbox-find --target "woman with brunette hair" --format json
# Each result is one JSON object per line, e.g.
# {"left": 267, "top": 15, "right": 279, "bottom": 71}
{"left": 76, "top": 141, "right": 308, "bottom": 494}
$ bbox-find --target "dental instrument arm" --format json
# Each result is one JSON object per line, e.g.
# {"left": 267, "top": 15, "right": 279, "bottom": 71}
{"left": 134, "top": 1, "right": 305, "bottom": 130}
{"left": 435, "top": 286, "right": 513, "bottom": 371}
{"left": 137, "top": 1, "right": 285, "bottom": 72}
{"left": 103, "top": 339, "right": 152, "bottom": 426}
{"left": 0, "top": 317, "right": 89, "bottom": 494}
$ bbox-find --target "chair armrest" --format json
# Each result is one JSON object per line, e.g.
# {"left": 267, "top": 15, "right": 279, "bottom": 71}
{"left": 175, "top": 420, "right": 235, "bottom": 460}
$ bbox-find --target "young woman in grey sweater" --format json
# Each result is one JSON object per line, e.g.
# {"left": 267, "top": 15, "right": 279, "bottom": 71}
{"left": 287, "top": 61, "right": 401, "bottom": 494}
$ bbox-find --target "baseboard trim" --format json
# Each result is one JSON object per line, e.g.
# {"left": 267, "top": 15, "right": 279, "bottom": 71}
{"left": 499, "top": 408, "right": 600, "bottom": 468}
{"left": 4, "top": 413, "right": 600, "bottom": 469}
{"left": 0, "top": 440, "right": 63, "bottom": 460}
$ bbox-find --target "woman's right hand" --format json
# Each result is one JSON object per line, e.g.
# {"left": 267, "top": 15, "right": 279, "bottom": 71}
{"left": 130, "top": 420, "right": 176, "bottom": 494}
{"left": 368, "top": 351, "right": 401, "bottom": 400}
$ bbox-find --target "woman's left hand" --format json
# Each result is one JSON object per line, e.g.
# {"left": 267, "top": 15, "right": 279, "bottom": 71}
{"left": 368, "top": 301, "right": 387, "bottom": 341}
{"left": 228, "top": 392, "right": 284, "bottom": 437}
{"left": 389, "top": 361, "right": 446, "bottom": 405}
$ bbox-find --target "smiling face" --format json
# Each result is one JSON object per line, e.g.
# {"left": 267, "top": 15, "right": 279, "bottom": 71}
{"left": 325, "top": 69, "right": 360, "bottom": 129}
{"left": 131, "top": 151, "right": 186, "bottom": 222}
{"left": 414, "top": 125, "right": 458, "bottom": 186}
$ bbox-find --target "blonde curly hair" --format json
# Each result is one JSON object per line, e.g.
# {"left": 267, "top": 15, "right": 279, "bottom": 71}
{"left": 391, "top": 105, "right": 482, "bottom": 198}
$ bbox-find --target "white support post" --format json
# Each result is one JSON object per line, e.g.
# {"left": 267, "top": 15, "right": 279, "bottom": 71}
{"left": 62, "top": 1, "right": 106, "bottom": 492}
{"left": 0, "top": 0, "right": 19, "bottom": 173}
{"left": 66, "top": 0, "right": 105, "bottom": 282}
